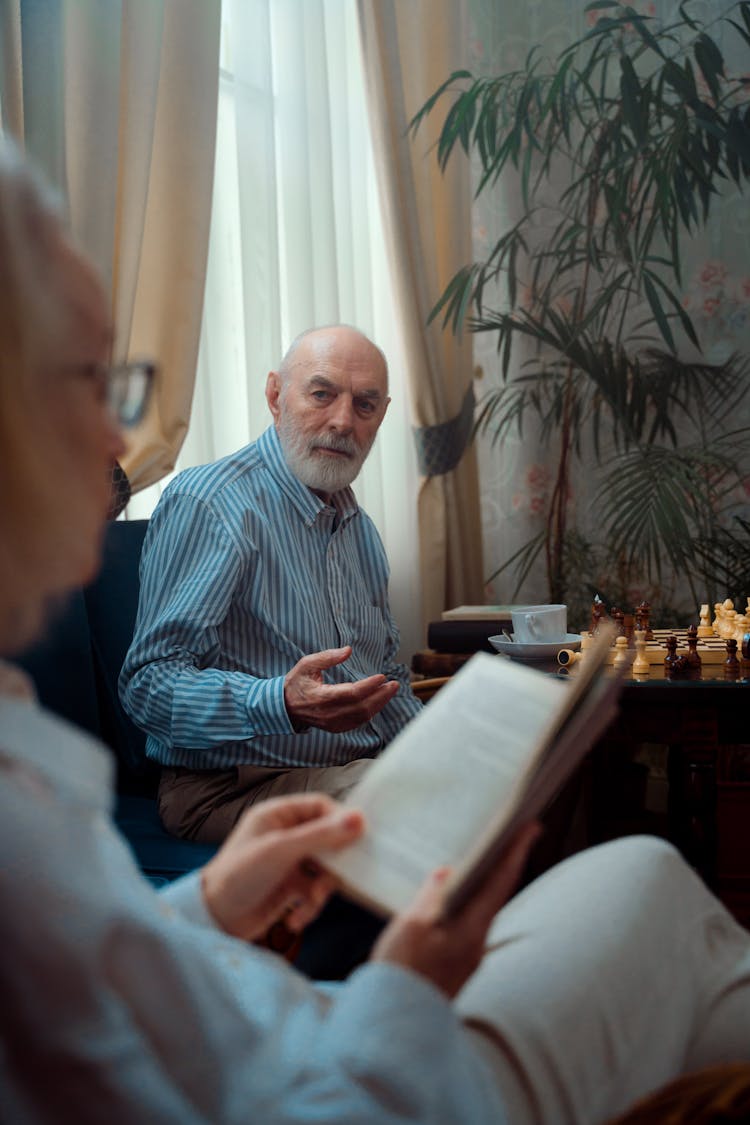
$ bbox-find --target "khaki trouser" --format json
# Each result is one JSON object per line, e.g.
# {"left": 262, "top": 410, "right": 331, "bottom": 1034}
{"left": 157, "top": 759, "right": 372, "bottom": 844}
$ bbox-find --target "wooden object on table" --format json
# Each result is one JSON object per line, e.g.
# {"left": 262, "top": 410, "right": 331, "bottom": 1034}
{"left": 613, "top": 635, "right": 631, "bottom": 669}
{"left": 725, "top": 638, "right": 740, "bottom": 678}
{"left": 590, "top": 596, "right": 608, "bottom": 635}
{"left": 664, "top": 635, "right": 683, "bottom": 673}
{"left": 411, "top": 649, "right": 471, "bottom": 678}
{"left": 605, "top": 628, "right": 735, "bottom": 668}
{"left": 632, "top": 630, "right": 649, "bottom": 675}
{"left": 698, "top": 603, "right": 713, "bottom": 638}
{"left": 426, "top": 619, "right": 499, "bottom": 654}
{"left": 686, "top": 625, "right": 702, "bottom": 671}
{"left": 440, "top": 604, "right": 514, "bottom": 621}
{"left": 410, "top": 676, "right": 451, "bottom": 704}
{"left": 635, "top": 600, "right": 653, "bottom": 641}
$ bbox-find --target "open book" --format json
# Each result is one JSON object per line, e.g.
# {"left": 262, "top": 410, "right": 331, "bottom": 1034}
{"left": 318, "top": 625, "right": 621, "bottom": 919}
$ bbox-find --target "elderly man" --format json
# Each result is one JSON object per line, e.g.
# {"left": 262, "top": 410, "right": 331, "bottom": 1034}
{"left": 120, "top": 325, "right": 421, "bottom": 844}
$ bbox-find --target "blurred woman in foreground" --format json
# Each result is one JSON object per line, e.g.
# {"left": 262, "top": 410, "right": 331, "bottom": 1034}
{"left": 1, "top": 138, "right": 749, "bottom": 1124}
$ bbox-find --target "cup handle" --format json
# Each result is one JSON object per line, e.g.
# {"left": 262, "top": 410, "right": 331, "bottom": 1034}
{"left": 526, "top": 613, "right": 541, "bottom": 638}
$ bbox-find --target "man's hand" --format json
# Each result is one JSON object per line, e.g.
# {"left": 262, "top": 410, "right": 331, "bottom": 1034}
{"left": 284, "top": 645, "right": 400, "bottom": 733}
{"left": 201, "top": 794, "right": 364, "bottom": 941}
{"left": 371, "top": 821, "right": 542, "bottom": 998}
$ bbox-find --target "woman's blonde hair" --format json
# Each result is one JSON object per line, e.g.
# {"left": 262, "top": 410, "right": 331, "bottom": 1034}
{"left": 0, "top": 138, "right": 80, "bottom": 648}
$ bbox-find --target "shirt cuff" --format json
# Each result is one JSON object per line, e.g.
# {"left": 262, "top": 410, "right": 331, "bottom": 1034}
{"left": 244, "top": 674, "right": 295, "bottom": 736}
{"left": 158, "top": 869, "right": 221, "bottom": 930}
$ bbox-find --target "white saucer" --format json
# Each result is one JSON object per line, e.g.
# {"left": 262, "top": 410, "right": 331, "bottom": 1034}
{"left": 488, "top": 633, "right": 582, "bottom": 661}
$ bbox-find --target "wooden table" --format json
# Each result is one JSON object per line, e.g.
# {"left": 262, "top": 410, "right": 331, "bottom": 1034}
{"left": 590, "top": 666, "right": 750, "bottom": 926}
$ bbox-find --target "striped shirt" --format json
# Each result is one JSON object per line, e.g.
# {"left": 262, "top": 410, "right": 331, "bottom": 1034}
{"left": 119, "top": 425, "right": 421, "bottom": 769}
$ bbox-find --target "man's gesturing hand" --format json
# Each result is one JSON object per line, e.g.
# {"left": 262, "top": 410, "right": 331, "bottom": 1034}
{"left": 284, "top": 645, "right": 400, "bottom": 733}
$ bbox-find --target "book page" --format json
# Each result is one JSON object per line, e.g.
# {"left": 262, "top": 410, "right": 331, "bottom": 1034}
{"left": 443, "top": 667, "right": 621, "bottom": 915}
{"left": 319, "top": 653, "right": 570, "bottom": 916}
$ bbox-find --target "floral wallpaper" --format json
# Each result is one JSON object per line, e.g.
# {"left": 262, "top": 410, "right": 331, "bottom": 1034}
{"left": 466, "top": 0, "right": 750, "bottom": 629}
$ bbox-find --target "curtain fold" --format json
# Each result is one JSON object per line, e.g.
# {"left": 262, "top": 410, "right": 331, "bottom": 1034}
{"left": 0, "top": 0, "right": 221, "bottom": 492}
{"left": 128, "top": 0, "right": 423, "bottom": 661}
{"left": 357, "top": 0, "right": 485, "bottom": 623}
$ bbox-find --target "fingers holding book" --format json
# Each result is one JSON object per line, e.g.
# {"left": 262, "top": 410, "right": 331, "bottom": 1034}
{"left": 370, "top": 820, "right": 542, "bottom": 999}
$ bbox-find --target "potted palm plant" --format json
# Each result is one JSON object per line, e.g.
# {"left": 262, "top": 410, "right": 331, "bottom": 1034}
{"left": 411, "top": 0, "right": 750, "bottom": 623}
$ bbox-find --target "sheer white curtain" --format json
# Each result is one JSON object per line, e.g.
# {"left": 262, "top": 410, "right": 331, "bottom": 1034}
{"left": 128, "top": 0, "right": 422, "bottom": 660}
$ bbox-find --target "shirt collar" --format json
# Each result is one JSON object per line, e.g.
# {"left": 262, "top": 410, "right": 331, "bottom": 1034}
{"left": 256, "top": 425, "right": 359, "bottom": 527}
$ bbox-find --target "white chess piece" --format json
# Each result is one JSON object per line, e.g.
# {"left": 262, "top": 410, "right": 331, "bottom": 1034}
{"left": 632, "top": 629, "right": 650, "bottom": 675}
{"left": 697, "top": 603, "right": 713, "bottom": 639}
{"left": 613, "top": 635, "right": 631, "bottom": 669}
{"left": 722, "top": 606, "right": 737, "bottom": 640}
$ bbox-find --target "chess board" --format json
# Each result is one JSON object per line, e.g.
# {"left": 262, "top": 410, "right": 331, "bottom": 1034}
{"left": 605, "top": 627, "right": 735, "bottom": 667}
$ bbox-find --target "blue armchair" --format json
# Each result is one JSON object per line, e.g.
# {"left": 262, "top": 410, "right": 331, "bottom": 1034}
{"left": 17, "top": 519, "right": 217, "bottom": 884}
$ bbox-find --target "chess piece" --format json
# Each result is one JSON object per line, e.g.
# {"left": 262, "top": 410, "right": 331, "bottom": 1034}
{"left": 557, "top": 648, "right": 582, "bottom": 668}
{"left": 664, "top": 634, "right": 688, "bottom": 675}
{"left": 590, "top": 596, "right": 607, "bottom": 635}
{"left": 611, "top": 607, "right": 625, "bottom": 638}
{"left": 623, "top": 613, "right": 635, "bottom": 646}
{"left": 685, "top": 624, "right": 702, "bottom": 671}
{"left": 734, "top": 613, "right": 749, "bottom": 645}
{"left": 632, "top": 629, "right": 649, "bottom": 675}
{"left": 712, "top": 602, "right": 722, "bottom": 634}
{"left": 613, "top": 635, "right": 631, "bottom": 669}
{"left": 636, "top": 601, "right": 653, "bottom": 641}
{"left": 697, "top": 603, "right": 713, "bottom": 638}
{"left": 720, "top": 598, "right": 736, "bottom": 639}
{"left": 723, "top": 607, "right": 737, "bottom": 641}
{"left": 725, "top": 637, "right": 740, "bottom": 678}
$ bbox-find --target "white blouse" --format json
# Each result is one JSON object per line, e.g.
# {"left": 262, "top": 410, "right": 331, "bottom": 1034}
{"left": 0, "top": 693, "right": 505, "bottom": 1123}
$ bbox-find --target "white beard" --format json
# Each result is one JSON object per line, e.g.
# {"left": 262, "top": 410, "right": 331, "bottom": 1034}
{"left": 277, "top": 413, "right": 374, "bottom": 493}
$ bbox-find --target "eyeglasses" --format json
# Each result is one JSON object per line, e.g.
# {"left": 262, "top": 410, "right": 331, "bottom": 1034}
{"left": 76, "top": 360, "right": 157, "bottom": 427}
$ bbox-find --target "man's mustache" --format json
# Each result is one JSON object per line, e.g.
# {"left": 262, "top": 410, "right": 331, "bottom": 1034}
{"left": 308, "top": 434, "right": 359, "bottom": 458}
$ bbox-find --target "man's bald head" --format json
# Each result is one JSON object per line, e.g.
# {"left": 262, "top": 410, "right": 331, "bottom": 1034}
{"left": 277, "top": 325, "right": 388, "bottom": 392}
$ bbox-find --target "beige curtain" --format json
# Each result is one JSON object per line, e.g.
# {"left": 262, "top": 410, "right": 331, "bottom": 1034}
{"left": 0, "top": 0, "right": 220, "bottom": 492}
{"left": 357, "top": 0, "right": 484, "bottom": 626}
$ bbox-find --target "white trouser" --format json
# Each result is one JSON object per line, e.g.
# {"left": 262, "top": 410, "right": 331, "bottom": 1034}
{"left": 456, "top": 835, "right": 750, "bottom": 1125}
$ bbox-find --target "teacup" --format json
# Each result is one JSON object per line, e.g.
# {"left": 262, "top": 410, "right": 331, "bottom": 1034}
{"left": 511, "top": 604, "right": 567, "bottom": 644}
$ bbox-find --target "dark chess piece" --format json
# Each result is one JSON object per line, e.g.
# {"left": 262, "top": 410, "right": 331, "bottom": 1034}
{"left": 664, "top": 635, "right": 683, "bottom": 674}
{"left": 611, "top": 607, "right": 625, "bottom": 638}
{"left": 636, "top": 601, "right": 653, "bottom": 641}
{"left": 590, "top": 596, "right": 608, "bottom": 635}
{"left": 623, "top": 613, "right": 635, "bottom": 647}
{"left": 685, "top": 624, "right": 702, "bottom": 672}
{"left": 664, "top": 635, "right": 691, "bottom": 676}
{"left": 725, "top": 637, "right": 741, "bottom": 679}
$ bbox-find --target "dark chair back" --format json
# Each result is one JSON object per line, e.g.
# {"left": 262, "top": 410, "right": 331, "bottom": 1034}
{"left": 17, "top": 518, "right": 217, "bottom": 882}
{"left": 83, "top": 519, "right": 154, "bottom": 790}
{"left": 16, "top": 589, "right": 100, "bottom": 740}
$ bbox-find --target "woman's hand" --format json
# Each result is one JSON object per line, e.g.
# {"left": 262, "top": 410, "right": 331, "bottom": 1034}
{"left": 200, "top": 794, "right": 364, "bottom": 941}
{"left": 371, "top": 821, "right": 541, "bottom": 998}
